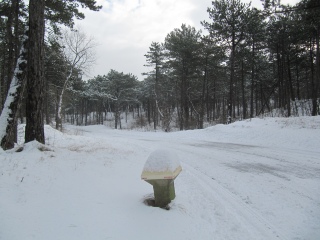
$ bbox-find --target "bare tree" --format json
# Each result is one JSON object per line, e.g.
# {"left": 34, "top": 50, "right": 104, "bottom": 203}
{"left": 55, "top": 27, "right": 97, "bottom": 130}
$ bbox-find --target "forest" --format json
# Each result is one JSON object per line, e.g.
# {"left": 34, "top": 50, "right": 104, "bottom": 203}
{"left": 0, "top": 0, "right": 319, "bottom": 150}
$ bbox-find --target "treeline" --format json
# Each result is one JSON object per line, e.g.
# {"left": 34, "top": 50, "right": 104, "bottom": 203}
{"left": 64, "top": 0, "right": 320, "bottom": 130}
{"left": 0, "top": 0, "right": 320, "bottom": 141}
{"left": 140, "top": 0, "right": 320, "bottom": 130}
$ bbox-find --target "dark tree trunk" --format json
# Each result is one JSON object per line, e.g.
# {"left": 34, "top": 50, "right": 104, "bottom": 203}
{"left": 206, "top": 73, "right": 211, "bottom": 122}
{"left": 250, "top": 40, "right": 255, "bottom": 119}
{"left": 6, "top": 0, "right": 15, "bottom": 94}
{"left": 228, "top": 40, "right": 235, "bottom": 124}
{"left": 153, "top": 101, "right": 157, "bottom": 130}
{"left": 199, "top": 59, "right": 207, "bottom": 129}
{"left": 287, "top": 55, "right": 295, "bottom": 101}
{"left": 153, "top": 65, "right": 159, "bottom": 130}
{"left": 114, "top": 102, "right": 119, "bottom": 129}
{"left": 296, "top": 61, "right": 301, "bottom": 100}
{"left": 14, "top": 0, "right": 20, "bottom": 62}
{"left": 310, "top": 37, "right": 317, "bottom": 116}
{"left": 313, "top": 26, "right": 320, "bottom": 116}
{"left": 240, "top": 61, "right": 245, "bottom": 119}
{"left": 45, "top": 75, "right": 50, "bottom": 124}
{"left": 0, "top": 44, "right": 6, "bottom": 109}
{"left": 0, "top": 31, "right": 28, "bottom": 150}
{"left": 184, "top": 73, "right": 190, "bottom": 130}
{"left": 85, "top": 99, "right": 88, "bottom": 126}
{"left": 25, "top": 0, "right": 45, "bottom": 144}
{"left": 147, "top": 98, "right": 151, "bottom": 125}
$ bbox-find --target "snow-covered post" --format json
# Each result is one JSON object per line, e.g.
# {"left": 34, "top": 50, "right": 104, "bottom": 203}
{"left": 141, "top": 149, "right": 182, "bottom": 208}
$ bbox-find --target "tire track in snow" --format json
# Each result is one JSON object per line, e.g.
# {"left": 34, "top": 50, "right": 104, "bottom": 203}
{"left": 182, "top": 162, "right": 290, "bottom": 240}
{"left": 163, "top": 140, "right": 291, "bottom": 240}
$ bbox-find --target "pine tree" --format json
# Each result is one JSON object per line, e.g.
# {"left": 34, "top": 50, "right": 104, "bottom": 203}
{"left": 164, "top": 24, "right": 202, "bottom": 130}
{"left": 144, "top": 42, "right": 164, "bottom": 129}
{"left": 202, "top": 0, "right": 252, "bottom": 123}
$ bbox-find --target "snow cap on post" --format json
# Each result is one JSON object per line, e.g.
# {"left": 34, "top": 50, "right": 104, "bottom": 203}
{"left": 141, "top": 149, "right": 182, "bottom": 180}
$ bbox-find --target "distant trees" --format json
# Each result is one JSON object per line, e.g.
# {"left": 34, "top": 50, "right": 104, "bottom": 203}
{"left": 57, "top": 70, "right": 139, "bottom": 129}
{"left": 48, "top": 0, "right": 320, "bottom": 132}
{"left": 84, "top": 0, "right": 320, "bottom": 131}
{"left": 299, "top": 0, "right": 320, "bottom": 116}
{"left": 90, "top": 71, "right": 139, "bottom": 129}
{"left": 1, "top": 0, "right": 319, "bottom": 145}
{"left": 140, "top": 0, "right": 319, "bottom": 130}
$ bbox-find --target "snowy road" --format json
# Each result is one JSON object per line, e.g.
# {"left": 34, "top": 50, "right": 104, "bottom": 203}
{"left": 79, "top": 124, "right": 320, "bottom": 240}
{"left": 173, "top": 142, "right": 319, "bottom": 240}
{"left": 1, "top": 117, "right": 319, "bottom": 240}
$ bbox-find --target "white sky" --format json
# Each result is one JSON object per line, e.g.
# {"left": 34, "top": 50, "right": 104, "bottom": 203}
{"left": 77, "top": 0, "right": 299, "bottom": 81}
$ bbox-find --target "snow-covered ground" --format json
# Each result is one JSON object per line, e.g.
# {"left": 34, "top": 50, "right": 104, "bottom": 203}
{"left": 1, "top": 116, "right": 319, "bottom": 240}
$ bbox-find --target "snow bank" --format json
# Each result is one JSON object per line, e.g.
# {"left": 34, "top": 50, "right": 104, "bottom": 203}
{"left": 202, "top": 116, "right": 320, "bottom": 151}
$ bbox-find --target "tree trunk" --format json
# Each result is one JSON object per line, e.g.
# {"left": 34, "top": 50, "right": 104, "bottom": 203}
{"left": 25, "top": 0, "right": 45, "bottom": 144}
{"left": 146, "top": 99, "right": 150, "bottom": 125}
{"left": 296, "top": 61, "right": 301, "bottom": 100}
{"left": 199, "top": 60, "right": 207, "bottom": 129}
{"left": 0, "top": 44, "right": 6, "bottom": 109}
{"left": 114, "top": 101, "right": 119, "bottom": 129}
{"left": 85, "top": 99, "right": 88, "bottom": 126}
{"left": 206, "top": 73, "right": 210, "bottom": 122}
{"left": 182, "top": 72, "right": 189, "bottom": 130}
{"left": 310, "top": 37, "right": 316, "bottom": 116}
{"left": 6, "top": 0, "right": 15, "bottom": 95}
{"left": 228, "top": 40, "right": 235, "bottom": 124}
{"left": 14, "top": 0, "right": 20, "bottom": 62}
{"left": 153, "top": 101, "right": 157, "bottom": 130}
{"left": 45, "top": 75, "right": 50, "bottom": 124}
{"left": 287, "top": 55, "right": 295, "bottom": 101}
{"left": 250, "top": 40, "right": 255, "bottom": 118}
{"left": 153, "top": 65, "right": 159, "bottom": 130}
{"left": 0, "top": 31, "right": 28, "bottom": 150}
{"left": 313, "top": 26, "right": 320, "bottom": 116}
{"left": 241, "top": 61, "right": 246, "bottom": 119}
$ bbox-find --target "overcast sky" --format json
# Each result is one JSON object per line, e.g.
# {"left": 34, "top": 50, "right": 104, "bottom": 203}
{"left": 77, "top": 0, "right": 299, "bottom": 81}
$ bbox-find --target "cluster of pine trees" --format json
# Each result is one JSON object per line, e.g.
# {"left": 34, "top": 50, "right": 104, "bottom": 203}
{"left": 0, "top": 0, "right": 319, "bottom": 150}
{"left": 77, "top": 0, "right": 320, "bottom": 131}
{"left": 141, "top": 0, "right": 320, "bottom": 130}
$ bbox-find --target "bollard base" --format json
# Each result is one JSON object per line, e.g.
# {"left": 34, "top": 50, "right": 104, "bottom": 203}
{"left": 143, "top": 197, "right": 170, "bottom": 210}
{"left": 146, "top": 179, "right": 176, "bottom": 208}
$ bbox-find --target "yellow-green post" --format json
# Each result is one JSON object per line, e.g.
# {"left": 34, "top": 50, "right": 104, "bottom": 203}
{"left": 146, "top": 179, "right": 176, "bottom": 208}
